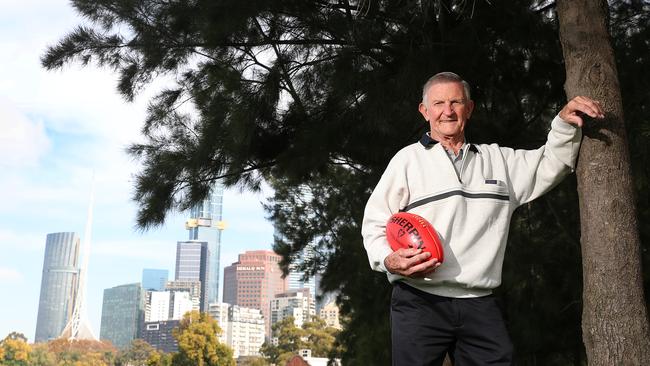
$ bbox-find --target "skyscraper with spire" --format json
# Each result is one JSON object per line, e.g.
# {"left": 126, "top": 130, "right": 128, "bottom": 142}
{"left": 184, "top": 182, "right": 225, "bottom": 306}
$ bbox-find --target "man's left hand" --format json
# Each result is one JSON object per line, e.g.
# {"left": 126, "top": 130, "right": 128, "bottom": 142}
{"left": 559, "top": 96, "right": 605, "bottom": 127}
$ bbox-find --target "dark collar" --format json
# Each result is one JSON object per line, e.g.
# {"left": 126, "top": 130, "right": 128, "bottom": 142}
{"left": 419, "top": 133, "right": 479, "bottom": 153}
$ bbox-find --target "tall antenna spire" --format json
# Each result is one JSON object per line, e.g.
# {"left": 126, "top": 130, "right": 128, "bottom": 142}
{"left": 61, "top": 172, "right": 97, "bottom": 341}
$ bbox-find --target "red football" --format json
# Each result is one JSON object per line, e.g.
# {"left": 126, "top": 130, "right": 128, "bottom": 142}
{"left": 386, "top": 212, "right": 444, "bottom": 263}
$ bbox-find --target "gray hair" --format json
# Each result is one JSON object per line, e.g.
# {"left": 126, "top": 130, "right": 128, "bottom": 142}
{"left": 422, "top": 72, "right": 472, "bottom": 104}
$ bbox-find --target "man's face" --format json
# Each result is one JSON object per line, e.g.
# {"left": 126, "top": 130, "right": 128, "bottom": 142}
{"left": 418, "top": 81, "right": 474, "bottom": 140}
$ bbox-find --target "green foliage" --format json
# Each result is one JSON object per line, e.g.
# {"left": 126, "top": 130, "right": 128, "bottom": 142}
{"left": 146, "top": 350, "right": 172, "bottom": 366}
{"left": 1, "top": 336, "right": 163, "bottom": 366}
{"left": 1, "top": 332, "right": 31, "bottom": 366}
{"left": 237, "top": 356, "right": 270, "bottom": 366}
{"left": 27, "top": 343, "right": 56, "bottom": 366}
{"left": 172, "top": 310, "right": 235, "bottom": 366}
{"left": 43, "top": 1, "right": 650, "bottom": 364}
{"left": 45, "top": 339, "right": 117, "bottom": 366}
{"left": 260, "top": 317, "right": 304, "bottom": 365}
{"left": 302, "top": 317, "right": 338, "bottom": 357}
{"left": 115, "top": 339, "right": 158, "bottom": 366}
{"left": 260, "top": 316, "right": 340, "bottom": 365}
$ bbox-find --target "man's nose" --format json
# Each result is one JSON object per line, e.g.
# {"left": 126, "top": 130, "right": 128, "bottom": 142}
{"left": 443, "top": 102, "right": 455, "bottom": 115}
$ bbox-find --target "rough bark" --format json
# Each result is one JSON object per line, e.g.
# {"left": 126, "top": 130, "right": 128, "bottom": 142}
{"left": 556, "top": 1, "right": 650, "bottom": 365}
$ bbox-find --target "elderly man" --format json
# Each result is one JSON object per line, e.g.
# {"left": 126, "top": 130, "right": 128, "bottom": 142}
{"left": 361, "top": 72, "right": 603, "bottom": 365}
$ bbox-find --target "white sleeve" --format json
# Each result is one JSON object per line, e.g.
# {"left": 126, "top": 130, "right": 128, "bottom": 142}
{"left": 503, "top": 115, "right": 582, "bottom": 205}
{"left": 361, "top": 153, "right": 411, "bottom": 273}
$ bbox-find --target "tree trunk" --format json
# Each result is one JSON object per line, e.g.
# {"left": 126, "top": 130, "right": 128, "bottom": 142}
{"left": 556, "top": 1, "right": 650, "bottom": 365}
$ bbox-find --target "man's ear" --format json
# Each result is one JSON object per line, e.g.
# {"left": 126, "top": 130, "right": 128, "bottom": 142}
{"left": 418, "top": 103, "right": 428, "bottom": 121}
{"left": 467, "top": 100, "right": 475, "bottom": 119}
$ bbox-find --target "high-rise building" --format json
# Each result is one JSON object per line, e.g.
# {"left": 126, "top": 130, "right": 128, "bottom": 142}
{"left": 99, "top": 283, "right": 144, "bottom": 348}
{"left": 35, "top": 232, "right": 80, "bottom": 342}
{"left": 270, "top": 288, "right": 316, "bottom": 334}
{"left": 185, "top": 183, "right": 225, "bottom": 305}
{"left": 175, "top": 241, "right": 210, "bottom": 311}
{"left": 208, "top": 303, "right": 265, "bottom": 359}
{"left": 223, "top": 250, "right": 288, "bottom": 338}
{"left": 142, "top": 269, "right": 169, "bottom": 291}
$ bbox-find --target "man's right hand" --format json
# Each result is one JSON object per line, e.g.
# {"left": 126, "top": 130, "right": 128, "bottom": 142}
{"left": 558, "top": 95, "right": 605, "bottom": 127}
{"left": 384, "top": 248, "right": 440, "bottom": 277}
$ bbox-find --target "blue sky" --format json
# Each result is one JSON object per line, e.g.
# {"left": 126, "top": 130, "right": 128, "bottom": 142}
{"left": 0, "top": 0, "right": 274, "bottom": 341}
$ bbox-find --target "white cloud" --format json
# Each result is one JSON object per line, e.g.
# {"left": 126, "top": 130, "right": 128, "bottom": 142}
{"left": 0, "top": 1, "right": 152, "bottom": 147}
{"left": 0, "top": 98, "right": 51, "bottom": 168}
{"left": 0, "top": 267, "right": 24, "bottom": 283}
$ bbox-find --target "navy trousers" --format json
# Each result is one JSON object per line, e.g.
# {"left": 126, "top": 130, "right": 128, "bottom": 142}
{"left": 391, "top": 281, "right": 513, "bottom": 366}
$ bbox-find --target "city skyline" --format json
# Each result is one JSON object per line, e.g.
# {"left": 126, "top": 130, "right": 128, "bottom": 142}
{"left": 0, "top": 0, "right": 275, "bottom": 342}
{"left": 3, "top": 188, "right": 275, "bottom": 343}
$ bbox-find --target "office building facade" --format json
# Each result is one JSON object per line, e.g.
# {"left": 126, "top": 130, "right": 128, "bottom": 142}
{"left": 223, "top": 250, "right": 287, "bottom": 338}
{"left": 208, "top": 302, "right": 230, "bottom": 345}
{"left": 35, "top": 232, "right": 80, "bottom": 342}
{"left": 99, "top": 283, "right": 144, "bottom": 348}
{"left": 270, "top": 288, "right": 316, "bottom": 333}
{"left": 208, "top": 303, "right": 265, "bottom": 358}
{"left": 142, "top": 269, "right": 169, "bottom": 291}
{"left": 139, "top": 320, "right": 180, "bottom": 353}
{"left": 175, "top": 240, "right": 209, "bottom": 311}
{"left": 144, "top": 290, "right": 194, "bottom": 323}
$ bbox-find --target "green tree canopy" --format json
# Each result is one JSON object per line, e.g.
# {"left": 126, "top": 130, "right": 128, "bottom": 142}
{"left": 261, "top": 316, "right": 341, "bottom": 365}
{"left": 172, "top": 310, "right": 234, "bottom": 366}
{"left": 302, "top": 317, "right": 339, "bottom": 358}
{"left": 145, "top": 350, "right": 172, "bottom": 366}
{"left": 27, "top": 343, "right": 56, "bottom": 366}
{"left": 1, "top": 332, "right": 31, "bottom": 366}
{"left": 238, "top": 356, "right": 270, "bottom": 366}
{"left": 115, "top": 339, "right": 158, "bottom": 366}
{"left": 46, "top": 339, "right": 117, "bottom": 366}
{"left": 261, "top": 316, "right": 305, "bottom": 365}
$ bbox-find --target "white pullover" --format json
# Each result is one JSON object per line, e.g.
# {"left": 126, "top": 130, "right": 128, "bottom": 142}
{"left": 361, "top": 116, "right": 581, "bottom": 298}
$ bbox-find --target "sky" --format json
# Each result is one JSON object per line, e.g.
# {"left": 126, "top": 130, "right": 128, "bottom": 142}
{"left": 0, "top": 0, "right": 275, "bottom": 342}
